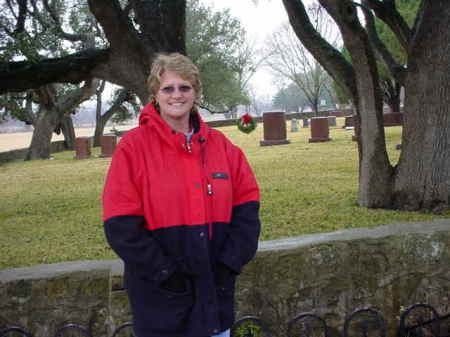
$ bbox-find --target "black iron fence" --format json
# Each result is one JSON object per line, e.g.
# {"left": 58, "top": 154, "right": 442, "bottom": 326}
{"left": 1, "top": 303, "right": 448, "bottom": 337}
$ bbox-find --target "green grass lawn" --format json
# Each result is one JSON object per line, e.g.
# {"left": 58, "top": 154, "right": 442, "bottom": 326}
{"left": 1, "top": 119, "right": 448, "bottom": 269}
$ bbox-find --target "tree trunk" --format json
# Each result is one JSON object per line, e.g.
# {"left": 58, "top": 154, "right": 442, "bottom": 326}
{"left": 393, "top": 2, "right": 450, "bottom": 212}
{"left": 61, "top": 115, "right": 76, "bottom": 150}
{"left": 382, "top": 79, "right": 401, "bottom": 113}
{"left": 312, "top": 98, "right": 319, "bottom": 116}
{"left": 25, "top": 82, "right": 97, "bottom": 160}
{"left": 312, "top": 105, "right": 319, "bottom": 116}
{"left": 25, "top": 106, "right": 60, "bottom": 160}
{"left": 93, "top": 86, "right": 104, "bottom": 147}
{"left": 87, "top": 0, "right": 187, "bottom": 104}
{"left": 283, "top": 0, "right": 396, "bottom": 207}
{"left": 94, "top": 117, "right": 108, "bottom": 147}
{"left": 319, "top": 0, "right": 394, "bottom": 208}
{"left": 93, "top": 85, "right": 131, "bottom": 146}
{"left": 282, "top": 0, "right": 450, "bottom": 212}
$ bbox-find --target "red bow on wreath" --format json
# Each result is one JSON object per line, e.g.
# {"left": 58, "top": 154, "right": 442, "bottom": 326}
{"left": 237, "top": 113, "right": 257, "bottom": 134}
{"left": 242, "top": 114, "right": 252, "bottom": 124}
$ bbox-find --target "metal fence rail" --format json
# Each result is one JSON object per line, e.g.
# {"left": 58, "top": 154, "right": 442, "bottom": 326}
{"left": 1, "top": 303, "right": 448, "bottom": 337}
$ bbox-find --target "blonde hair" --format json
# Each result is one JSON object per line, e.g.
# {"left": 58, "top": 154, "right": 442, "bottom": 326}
{"left": 147, "top": 53, "right": 202, "bottom": 105}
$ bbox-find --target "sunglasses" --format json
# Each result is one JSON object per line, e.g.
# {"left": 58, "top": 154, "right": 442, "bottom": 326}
{"left": 159, "top": 85, "right": 193, "bottom": 95}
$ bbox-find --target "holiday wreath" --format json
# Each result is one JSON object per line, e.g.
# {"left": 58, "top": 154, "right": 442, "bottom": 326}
{"left": 237, "top": 113, "right": 257, "bottom": 134}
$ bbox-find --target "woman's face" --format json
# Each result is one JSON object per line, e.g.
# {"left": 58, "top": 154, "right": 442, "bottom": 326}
{"left": 156, "top": 70, "right": 196, "bottom": 126}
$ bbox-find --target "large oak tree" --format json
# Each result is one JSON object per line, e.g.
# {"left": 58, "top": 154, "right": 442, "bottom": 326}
{"left": 283, "top": 0, "right": 450, "bottom": 212}
{"left": 1, "top": 0, "right": 258, "bottom": 156}
{"left": 1, "top": 0, "right": 185, "bottom": 160}
{"left": 1, "top": 0, "right": 110, "bottom": 159}
{"left": 0, "top": 0, "right": 186, "bottom": 103}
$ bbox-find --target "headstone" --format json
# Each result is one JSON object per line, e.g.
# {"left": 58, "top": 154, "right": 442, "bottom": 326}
{"left": 260, "top": 112, "right": 290, "bottom": 146}
{"left": 309, "top": 117, "right": 331, "bottom": 143}
{"left": 75, "top": 137, "right": 91, "bottom": 159}
{"left": 290, "top": 119, "right": 299, "bottom": 132}
{"left": 344, "top": 115, "right": 354, "bottom": 128}
{"left": 383, "top": 112, "right": 403, "bottom": 126}
{"left": 303, "top": 117, "right": 309, "bottom": 128}
{"left": 100, "top": 135, "right": 117, "bottom": 158}
{"left": 328, "top": 116, "right": 337, "bottom": 127}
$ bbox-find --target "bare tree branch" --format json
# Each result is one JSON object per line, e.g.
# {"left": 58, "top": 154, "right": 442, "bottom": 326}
{"left": 282, "top": 0, "right": 357, "bottom": 101}
{"left": 234, "top": 39, "right": 265, "bottom": 92}
{"left": 26, "top": 0, "right": 89, "bottom": 43}
{"left": 6, "top": 0, "right": 18, "bottom": 19}
{"left": 0, "top": 20, "right": 13, "bottom": 37}
{"left": 265, "top": 14, "right": 336, "bottom": 114}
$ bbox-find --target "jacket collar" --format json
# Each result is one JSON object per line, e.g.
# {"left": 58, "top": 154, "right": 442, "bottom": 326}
{"left": 139, "top": 103, "right": 209, "bottom": 144}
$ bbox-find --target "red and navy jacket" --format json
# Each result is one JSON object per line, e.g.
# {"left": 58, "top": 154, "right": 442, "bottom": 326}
{"left": 102, "top": 104, "right": 260, "bottom": 337}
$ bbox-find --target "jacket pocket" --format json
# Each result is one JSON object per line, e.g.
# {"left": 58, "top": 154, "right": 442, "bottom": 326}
{"left": 127, "top": 271, "right": 194, "bottom": 335}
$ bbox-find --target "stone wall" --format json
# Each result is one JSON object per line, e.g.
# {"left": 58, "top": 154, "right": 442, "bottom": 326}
{"left": 1, "top": 220, "right": 449, "bottom": 337}
{"left": 236, "top": 220, "right": 449, "bottom": 336}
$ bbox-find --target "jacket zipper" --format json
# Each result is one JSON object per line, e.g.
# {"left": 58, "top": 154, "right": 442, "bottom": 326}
{"left": 200, "top": 138, "right": 214, "bottom": 239}
{"left": 207, "top": 183, "right": 213, "bottom": 195}
{"left": 206, "top": 180, "right": 214, "bottom": 239}
{"left": 185, "top": 139, "right": 192, "bottom": 153}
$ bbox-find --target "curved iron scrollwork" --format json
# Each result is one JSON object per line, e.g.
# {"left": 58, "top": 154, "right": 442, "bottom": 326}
{"left": 398, "top": 303, "right": 443, "bottom": 337}
{"left": 0, "top": 327, "right": 34, "bottom": 337}
{"left": 111, "top": 322, "right": 135, "bottom": 337}
{"left": 54, "top": 324, "right": 92, "bottom": 337}
{"left": 1, "top": 303, "right": 447, "bottom": 337}
{"left": 343, "top": 308, "right": 386, "bottom": 337}
{"left": 287, "top": 312, "right": 328, "bottom": 337}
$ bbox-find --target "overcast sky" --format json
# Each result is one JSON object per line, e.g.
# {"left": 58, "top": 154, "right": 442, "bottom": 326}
{"left": 200, "top": 0, "right": 287, "bottom": 97}
{"left": 205, "top": 0, "right": 288, "bottom": 42}
{"left": 200, "top": 0, "right": 314, "bottom": 97}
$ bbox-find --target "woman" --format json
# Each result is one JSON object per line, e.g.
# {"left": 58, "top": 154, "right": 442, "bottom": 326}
{"left": 102, "top": 53, "right": 260, "bottom": 337}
